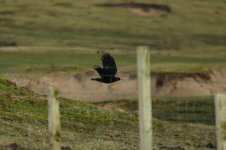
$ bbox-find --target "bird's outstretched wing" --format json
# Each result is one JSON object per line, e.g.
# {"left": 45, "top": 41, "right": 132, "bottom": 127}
{"left": 101, "top": 52, "right": 117, "bottom": 76}
{"left": 94, "top": 66, "right": 111, "bottom": 78}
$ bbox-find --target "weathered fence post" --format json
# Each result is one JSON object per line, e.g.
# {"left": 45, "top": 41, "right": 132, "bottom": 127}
{"left": 137, "top": 46, "right": 152, "bottom": 150}
{"left": 215, "top": 94, "right": 226, "bottom": 150}
{"left": 48, "top": 86, "right": 61, "bottom": 150}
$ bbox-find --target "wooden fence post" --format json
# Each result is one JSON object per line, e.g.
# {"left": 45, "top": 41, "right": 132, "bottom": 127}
{"left": 215, "top": 94, "right": 226, "bottom": 150}
{"left": 137, "top": 46, "right": 152, "bottom": 150}
{"left": 48, "top": 86, "right": 61, "bottom": 150}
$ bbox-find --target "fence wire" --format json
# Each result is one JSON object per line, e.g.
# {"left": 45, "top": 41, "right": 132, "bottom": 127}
{"left": 0, "top": 92, "right": 218, "bottom": 149}
{"left": 1, "top": 64, "right": 225, "bottom": 149}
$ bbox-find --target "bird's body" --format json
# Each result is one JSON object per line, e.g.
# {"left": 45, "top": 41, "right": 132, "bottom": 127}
{"left": 91, "top": 52, "right": 120, "bottom": 84}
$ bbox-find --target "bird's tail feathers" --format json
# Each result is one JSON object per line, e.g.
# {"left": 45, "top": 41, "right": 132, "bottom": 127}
{"left": 91, "top": 78, "right": 102, "bottom": 82}
{"left": 93, "top": 65, "right": 100, "bottom": 69}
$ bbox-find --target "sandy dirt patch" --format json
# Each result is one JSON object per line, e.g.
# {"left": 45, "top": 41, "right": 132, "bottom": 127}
{"left": 4, "top": 69, "right": 226, "bottom": 102}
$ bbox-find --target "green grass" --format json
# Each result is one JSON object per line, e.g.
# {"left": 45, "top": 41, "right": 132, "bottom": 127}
{"left": 95, "top": 96, "right": 216, "bottom": 125}
{"left": 0, "top": 78, "right": 217, "bottom": 149}
{"left": 0, "top": 48, "right": 226, "bottom": 74}
{"left": 0, "top": 78, "right": 138, "bottom": 149}
{"left": 0, "top": 0, "right": 226, "bottom": 73}
{"left": 0, "top": 0, "right": 224, "bottom": 148}
{"left": 152, "top": 96, "right": 215, "bottom": 125}
{"left": 0, "top": 0, "right": 226, "bottom": 51}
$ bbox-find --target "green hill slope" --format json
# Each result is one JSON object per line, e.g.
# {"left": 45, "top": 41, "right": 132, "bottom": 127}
{"left": 0, "top": 0, "right": 226, "bottom": 51}
{"left": 0, "top": 78, "right": 217, "bottom": 149}
{"left": 0, "top": 78, "right": 138, "bottom": 149}
{"left": 1, "top": 0, "right": 226, "bottom": 74}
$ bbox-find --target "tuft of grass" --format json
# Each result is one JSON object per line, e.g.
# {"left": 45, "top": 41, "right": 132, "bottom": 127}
{"left": 223, "top": 123, "right": 226, "bottom": 140}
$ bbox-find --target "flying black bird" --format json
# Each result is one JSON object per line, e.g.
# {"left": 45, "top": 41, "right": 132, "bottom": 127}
{"left": 91, "top": 52, "right": 120, "bottom": 83}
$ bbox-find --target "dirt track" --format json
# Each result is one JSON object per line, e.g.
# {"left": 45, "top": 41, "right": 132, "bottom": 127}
{"left": 5, "top": 69, "right": 226, "bottom": 102}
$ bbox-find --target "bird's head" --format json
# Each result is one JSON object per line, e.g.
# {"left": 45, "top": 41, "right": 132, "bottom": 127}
{"left": 114, "top": 77, "right": 121, "bottom": 82}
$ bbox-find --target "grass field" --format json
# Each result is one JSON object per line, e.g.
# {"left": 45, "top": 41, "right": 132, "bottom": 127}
{"left": 0, "top": 0, "right": 226, "bottom": 50}
{"left": 0, "top": 0, "right": 225, "bottom": 149}
{"left": 0, "top": 0, "right": 226, "bottom": 74}
{"left": 0, "top": 47, "right": 226, "bottom": 74}
{"left": 0, "top": 79, "right": 217, "bottom": 149}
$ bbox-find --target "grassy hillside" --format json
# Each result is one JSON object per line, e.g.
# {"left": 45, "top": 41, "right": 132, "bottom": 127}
{"left": 0, "top": 1, "right": 223, "bottom": 149}
{"left": 0, "top": 0, "right": 226, "bottom": 73}
{"left": 0, "top": 0, "right": 226, "bottom": 50}
{"left": 0, "top": 78, "right": 138, "bottom": 149}
{"left": 0, "top": 78, "right": 217, "bottom": 149}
